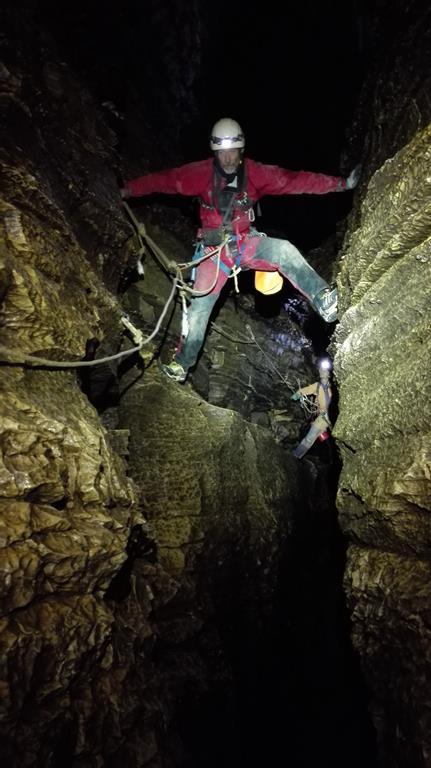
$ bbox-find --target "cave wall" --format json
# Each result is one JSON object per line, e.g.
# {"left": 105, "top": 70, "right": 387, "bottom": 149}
{"left": 345, "top": 0, "right": 431, "bottom": 176}
{"left": 333, "top": 1, "right": 431, "bottom": 763}
{"left": 0, "top": 8, "right": 309, "bottom": 766}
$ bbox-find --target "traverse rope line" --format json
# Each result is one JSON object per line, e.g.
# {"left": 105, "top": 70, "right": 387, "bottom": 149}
{"left": 0, "top": 276, "right": 178, "bottom": 369}
{"left": 0, "top": 201, "right": 299, "bottom": 390}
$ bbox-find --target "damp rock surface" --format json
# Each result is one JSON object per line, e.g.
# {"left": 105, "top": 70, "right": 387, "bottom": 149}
{"left": 334, "top": 121, "right": 431, "bottom": 765}
{"left": 0, "top": 9, "right": 306, "bottom": 766}
{"left": 119, "top": 367, "right": 298, "bottom": 576}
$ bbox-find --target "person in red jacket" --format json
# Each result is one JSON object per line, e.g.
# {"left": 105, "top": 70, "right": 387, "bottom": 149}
{"left": 122, "top": 118, "right": 359, "bottom": 382}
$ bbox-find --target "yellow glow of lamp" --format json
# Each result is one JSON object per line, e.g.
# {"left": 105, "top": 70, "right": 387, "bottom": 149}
{"left": 254, "top": 270, "right": 283, "bottom": 295}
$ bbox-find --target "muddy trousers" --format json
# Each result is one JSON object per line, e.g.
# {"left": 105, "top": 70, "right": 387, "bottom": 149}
{"left": 176, "top": 235, "right": 329, "bottom": 371}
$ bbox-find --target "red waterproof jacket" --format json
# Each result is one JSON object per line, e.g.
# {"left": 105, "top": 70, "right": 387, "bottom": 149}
{"left": 125, "top": 158, "right": 346, "bottom": 238}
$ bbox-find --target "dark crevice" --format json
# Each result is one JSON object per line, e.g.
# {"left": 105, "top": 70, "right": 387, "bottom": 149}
{"left": 104, "top": 524, "right": 158, "bottom": 603}
{"left": 163, "top": 450, "right": 379, "bottom": 767}
{"left": 164, "top": 453, "right": 378, "bottom": 768}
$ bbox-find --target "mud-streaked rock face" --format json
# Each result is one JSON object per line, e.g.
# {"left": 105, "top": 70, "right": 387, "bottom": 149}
{"left": 0, "top": 28, "right": 160, "bottom": 763}
{"left": 0, "top": 367, "right": 152, "bottom": 765}
{"left": 334, "top": 123, "right": 431, "bottom": 765}
{"left": 1, "top": 62, "right": 142, "bottom": 762}
{"left": 344, "top": 546, "right": 431, "bottom": 767}
{"left": 120, "top": 368, "right": 298, "bottom": 575}
{"left": 0, "top": 368, "right": 136, "bottom": 599}
{"left": 0, "top": 12, "right": 303, "bottom": 766}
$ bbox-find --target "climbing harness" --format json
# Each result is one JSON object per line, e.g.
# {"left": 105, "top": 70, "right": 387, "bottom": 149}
{"left": 297, "top": 382, "right": 332, "bottom": 421}
{"left": 211, "top": 238, "right": 243, "bottom": 293}
{"left": 205, "top": 164, "right": 276, "bottom": 295}
{"left": 296, "top": 380, "right": 332, "bottom": 448}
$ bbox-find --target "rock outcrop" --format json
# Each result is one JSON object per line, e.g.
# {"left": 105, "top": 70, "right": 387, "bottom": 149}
{"left": 334, "top": 93, "right": 431, "bottom": 768}
{"left": 0, "top": 9, "right": 311, "bottom": 766}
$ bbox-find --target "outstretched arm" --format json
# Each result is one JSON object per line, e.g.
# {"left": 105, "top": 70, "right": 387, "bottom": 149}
{"left": 122, "top": 159, "right": 211, "bottom": 199}
{"left": 248, "top": 159, "right": 360, "bottom": 196}
{"left": 298, "top": 382, "right": 319, "bottom": 396}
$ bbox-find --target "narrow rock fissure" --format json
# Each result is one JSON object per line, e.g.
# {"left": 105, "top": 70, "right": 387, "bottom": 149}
{"left": 77, "top": 264, "right": 379, "bottom": 767}
{"left": 160, "top": 458, "right": 380, "bottom": 768}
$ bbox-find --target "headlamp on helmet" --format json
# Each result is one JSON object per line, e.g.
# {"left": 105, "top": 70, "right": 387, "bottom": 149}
{"left": 210, "top": 117, "right": 245, "bottom": 151}
{"left": 319, "top": 358, "right": 332, "bottom": 373}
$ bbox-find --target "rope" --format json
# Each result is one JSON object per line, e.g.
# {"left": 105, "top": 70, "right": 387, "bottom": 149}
{"left": 122, "top": 200, "right": 228, "bottom": 297}
{"left": 0, "top": 277, "right": 178, "bottom": 369}
{"left": 0, "top": 344, "right": 140, "bottom": 368}
{"left": 0, "top": 201, "right": 290, "bottom": 384}
{"left": 122, "top": 200, "right": 174, "bottom": 275}
{"left": 210, "top": 322, "right": 255, "bottom": 345}
{"left": 123, "top": 201, "right": 249, "bottom": 302}
{"left": 0, "top": 201, "right": 220, "bottom": 370}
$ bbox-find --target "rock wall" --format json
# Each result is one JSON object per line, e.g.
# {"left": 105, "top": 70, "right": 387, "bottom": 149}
{"left": 0, "top": 42, "right": 158, "bottom": 762}
{"left": 0, "top": 9, "right": 307, "bottom": 766}
{"left": 345, "top": 0, "right": 431, "bottom": 178}
{"left": 334, "top": 18, "right": 431, "bottom": 761}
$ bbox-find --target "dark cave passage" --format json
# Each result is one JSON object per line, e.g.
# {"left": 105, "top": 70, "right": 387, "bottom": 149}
{"left": 74, "top": 293, "right": 378, "bottom": 768}
{"left": 79, "top": 317, "right": 378, "bottom": 768}
{"left": 161, "top": 457, "right": 379, "bottom": 768}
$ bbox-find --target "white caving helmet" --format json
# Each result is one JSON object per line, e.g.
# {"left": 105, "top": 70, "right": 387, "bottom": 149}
{"left": 209, "top": 118, "right": 245, "bottom": 151}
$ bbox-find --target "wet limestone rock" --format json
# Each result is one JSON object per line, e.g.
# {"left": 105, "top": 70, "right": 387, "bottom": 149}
{"left": 119, "top": 366, "right": 298, "bottom": 578}
{"left": 0, "top": 42, "right": 166, "bottom": 764}
{"left": 0, "top": 21, "right": 306, "bottom": 765}
{"left": 334, "top": 123, "right": 431, "bottom": 765}
{"left": 0, "top": 363, "right": 149, "bottom": 765}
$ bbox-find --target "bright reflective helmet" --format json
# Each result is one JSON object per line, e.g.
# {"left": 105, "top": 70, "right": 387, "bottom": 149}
{"left": 210, "top": 118, "right": 245, "bottom": 150}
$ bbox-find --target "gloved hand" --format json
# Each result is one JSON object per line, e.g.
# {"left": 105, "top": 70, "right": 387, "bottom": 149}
{"left": 120, "top": 187, "right": 131, "bottom": 200}
{"left": 291, "top": 391, "right": 301, "bottom": 401}
{"left": 345, "top": 164, "right": 362, "bottom": 190}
